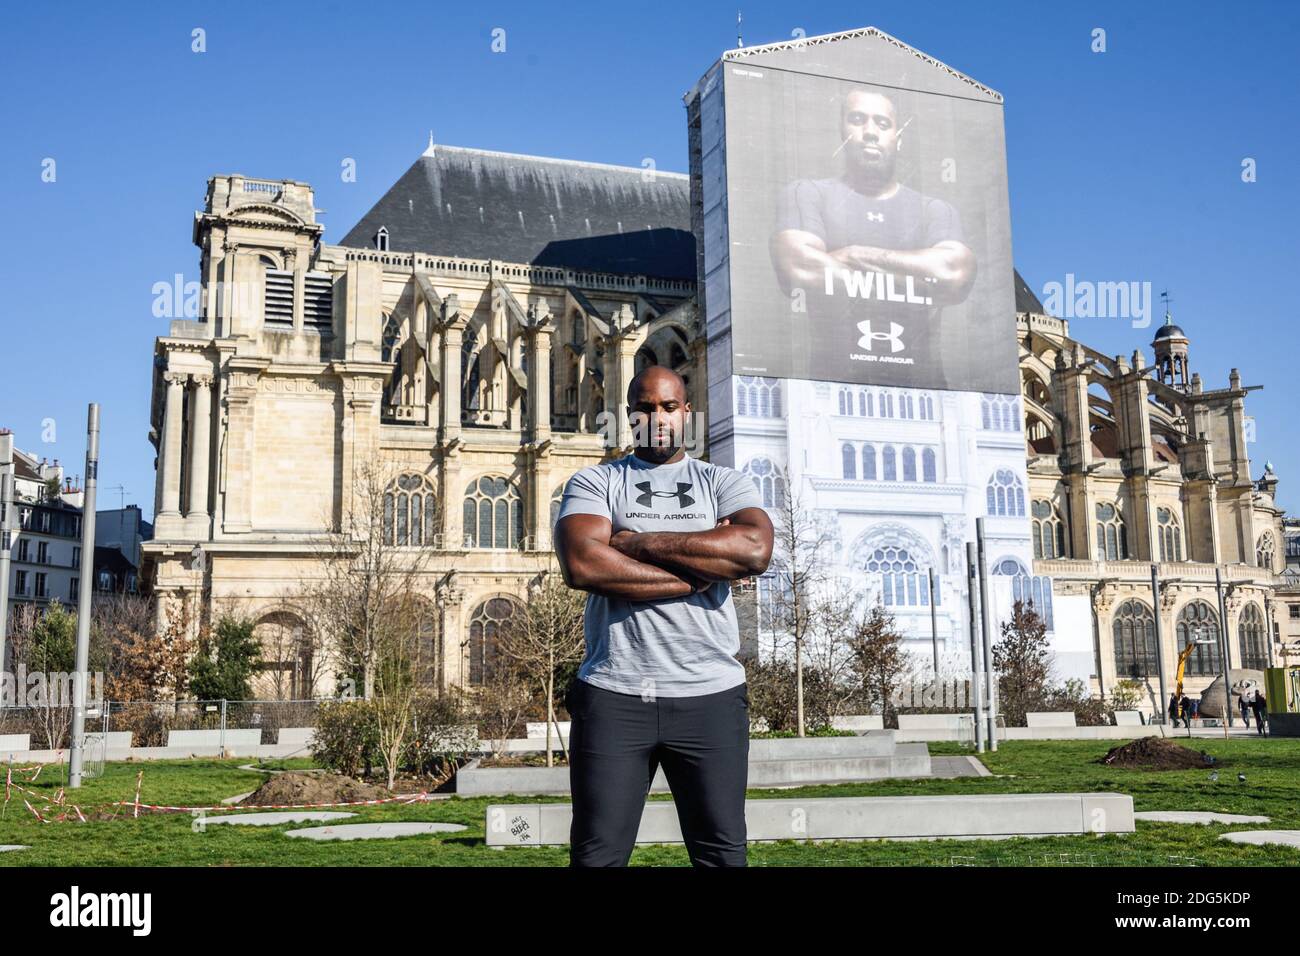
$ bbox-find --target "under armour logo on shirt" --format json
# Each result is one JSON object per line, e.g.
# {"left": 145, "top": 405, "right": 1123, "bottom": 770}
{"left": 635, "top": 481, "right": 696, "bottom": 508}
{"left": 857, "top": 320, "right": 905, "bottom": 353}
{"left": 865, "top": 211, "right": 884, "bottom": 223}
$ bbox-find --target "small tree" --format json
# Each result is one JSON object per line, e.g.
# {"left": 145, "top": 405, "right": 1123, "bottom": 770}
{"left": 496, "top": 573, "right": 586, "bottom": 766}
{"left": 992, "top": 600, "right": 1053, "bottom": 727}
{"left": 188, "top": 614, "right": 262, "bottom": 702}
{"left": 24, "top": 600, "right": 78, "bottom": 748}
{"left": 766, "top": 483, "right": 835, "bottom": 736}
{"left": 847, "top": 602, "right": 910, "bottom": 727}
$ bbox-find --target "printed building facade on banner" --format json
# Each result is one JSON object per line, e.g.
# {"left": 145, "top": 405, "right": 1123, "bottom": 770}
{"left": 687, "top": 28, "right": 1040, "bottom": 669}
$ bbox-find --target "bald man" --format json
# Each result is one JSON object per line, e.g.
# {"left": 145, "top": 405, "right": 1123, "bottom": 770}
{"left": 768, "top": 88, "right": 976, "bottom": 373}
{"left": 555, "top": 365, "right": 774, "bottom": 867}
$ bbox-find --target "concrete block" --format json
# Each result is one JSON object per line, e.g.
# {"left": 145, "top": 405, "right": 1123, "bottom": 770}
{"left": 526, "top": 721, "right": 570, "bottom": 739}
{"left": 0, "top": 734, "right": 32, "bottom": 752}
{"left": 165, "top": 729, "right": 263, "bottom": 750}
{"left": 897, "top": 714, "right": 966, "bottom": 732}
{"left": 1113, "top": 711, "right": 1144, "bottom": 726}
{"left": 747, "top": 733, "right": 895, "bottom": 761}
{"left": 1026, "top": 711, "right": 1077, "bottom": 728}
{"left": 484, "top": 792, "right": 1136, "bottom": 847}
{"left": 276, "top": 727, "right": 316, "bottom": 747}
{"left": 831, "top": 715, "right": 884, "bottom": 732}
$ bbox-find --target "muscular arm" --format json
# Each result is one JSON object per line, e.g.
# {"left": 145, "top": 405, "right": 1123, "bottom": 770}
{"left": 770, "top": 229, "right": 976, "bottom": 305}
{"left": 555, "top": 512, "right": 703, "bottom": 601}
{"left": 609, "top": 507, "right": 774, "bottom": 583}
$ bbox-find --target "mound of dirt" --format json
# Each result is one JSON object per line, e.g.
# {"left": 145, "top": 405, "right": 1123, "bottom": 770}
{"left": 242, "top": 772, "right": 389, "bottom": 807}
{"left": 1099, "top": 737, "right": 1216, "bottom": 771}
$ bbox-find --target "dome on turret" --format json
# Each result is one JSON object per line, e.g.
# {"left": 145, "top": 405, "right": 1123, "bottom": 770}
{"left": 1152, "top": 322, "right": 1186, "bottom": 343}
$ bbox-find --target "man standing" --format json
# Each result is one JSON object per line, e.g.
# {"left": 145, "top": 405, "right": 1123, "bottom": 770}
{"left": 554, "top": 366, "right": 774, "bottom": 867}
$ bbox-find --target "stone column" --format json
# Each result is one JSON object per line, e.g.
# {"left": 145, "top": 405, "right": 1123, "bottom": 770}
{"left": 185, "top": 374, "right": 213, "bottom": 536}
{"left": 158, "top": 371, "right": 187, "bottom": 533}
{"left": 437, "top": 299, "right": 466, "bottom": 447}
{"left": 221, "top": 365, "right": 264, "bottom": 534}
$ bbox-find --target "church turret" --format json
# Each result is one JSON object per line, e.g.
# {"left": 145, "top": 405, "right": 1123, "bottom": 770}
{"left": 1152, "top": 310, "right": 1190, "bottom": 390}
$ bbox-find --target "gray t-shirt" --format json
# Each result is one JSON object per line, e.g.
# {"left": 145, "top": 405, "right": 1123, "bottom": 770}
{"left": 557, "top": 452, "right": 765, "bottom": 698}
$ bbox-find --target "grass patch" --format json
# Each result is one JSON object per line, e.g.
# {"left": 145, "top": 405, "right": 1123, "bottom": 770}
{"left": 2, "top": 739, "right": 1298, "bottom": 866}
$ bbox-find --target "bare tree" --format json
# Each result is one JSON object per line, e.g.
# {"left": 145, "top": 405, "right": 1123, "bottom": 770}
{"left": 496, "top": 572, "right": 586, "bottom": 766}
{"left": 302, "top": 460, "right": 434, "bottom": 701}
{"left": 805, "top": 586, "right": 864, "bottom": 725}
{"left": 766, "top": 483, "right": 834, "bottom": 736}
{"left": 473, "top": 642, "right": 534, "bottom": 760}
{"left": 847, "top": 602, "right": 912, "bottom": 727}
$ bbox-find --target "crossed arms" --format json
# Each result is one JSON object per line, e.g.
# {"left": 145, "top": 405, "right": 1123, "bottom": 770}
{"left": 555, "top": 509, "right": 775, "bottom": 601}
{"left": 770, "top": 230, "right": 977, "bottom": 306}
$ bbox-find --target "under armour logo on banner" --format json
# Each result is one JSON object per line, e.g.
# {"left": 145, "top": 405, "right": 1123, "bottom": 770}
{"left": 857, "top": 320, "right": 905, "bottom": 353}
{"left": 635, "top": 481, "right": 695, "bottom": 508}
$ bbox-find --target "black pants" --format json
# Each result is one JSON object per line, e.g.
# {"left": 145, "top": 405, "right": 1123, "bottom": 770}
{"left": 565, "top": 677, "right": 749, "bottom": 867}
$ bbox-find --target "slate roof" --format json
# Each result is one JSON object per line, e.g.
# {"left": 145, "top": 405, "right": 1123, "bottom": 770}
{"left": 1013, "top": 269, "right": 1045, "bottom": 314}
{"left": 339, "top": 144, "right": 695, "bottom": 280}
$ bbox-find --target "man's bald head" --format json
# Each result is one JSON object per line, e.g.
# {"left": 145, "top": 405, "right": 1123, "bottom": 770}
{"left": 627, "top": 365, "right": 688, "bottom": 406}
{"left": 626, "top": 365, "right": 692, "bottom": 463}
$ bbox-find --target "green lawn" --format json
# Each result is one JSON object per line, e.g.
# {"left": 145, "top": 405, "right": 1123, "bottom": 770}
{"left": 3, "top": 738, "right": 1299, "bottom": 866}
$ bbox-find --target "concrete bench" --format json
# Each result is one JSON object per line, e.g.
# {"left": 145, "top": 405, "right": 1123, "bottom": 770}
{"left": 748, "top": 733, "right": 895, "bottom": 761}
{"left": 831, "top": 715, "right": 885, "bottom": 732}
{"left": 0, "top": 734, "right": 33, "bottom": 753}
{"left": 276, "top": 727, "right": 316, "bottom": 747}
{"left": 1026, "top": 711, "right": 1078, "bottom": 728}
{"left": 897, "top": 714, "right": 966, "bottom": 732}
{"left": 1113, "top": 711, "right": 1145, "bottom": 727}
{"left": 526, "top": 721, "right": 571, "bottom": 739}
{"left": 457, "top": 739, "right": 928, "bottom": 797}
{"left": 485, "top": 792, "right": 1135, "bottom": 847}
{"left": 166, "top": 729, "right": 263, "bottom": 751}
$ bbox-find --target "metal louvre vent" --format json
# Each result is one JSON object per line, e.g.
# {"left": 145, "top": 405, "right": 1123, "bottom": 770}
{"left": 264, "top": 269, "right": 294, "bottom": 330}
{"left": 303, "top": 272, "right": 333, "bottom": 330}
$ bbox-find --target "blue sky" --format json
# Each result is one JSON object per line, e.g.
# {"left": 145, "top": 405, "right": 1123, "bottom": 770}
{"left": 1, "top": 0, "right": 1295, "bottom": 515}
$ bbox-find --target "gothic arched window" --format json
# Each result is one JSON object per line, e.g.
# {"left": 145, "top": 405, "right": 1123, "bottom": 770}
{"left": 922, "top": 448, "right": 937, "bottom": 483}
{"left": 737, "top": 377, "right": 781, "bottom": 418}
{"left": 986, "top": 469, "right": 1025, "bottom": 517}
{"left": 1256, "top": 531, "right": 1276, "bottom": 571}
{"left": 463, "top": 476, "right": 522, "bottom": 549}
{"left": 467, "top": 597, "right": 517, "bottom": 685}
{"left": 744, "top": 457, "right": 786, "bottom": 508}
{"left": 1176, "top": 601, "right": 1222, "bottom": 676}
{"left": 383, "top": 473, "right": 437, "bottom": 547}
{"left": 981, "top": 393, "right": 1018, "bottom": 431}
{"left": 1112, "top": 600, "right": 1157, "bottom": 677}
{"left": 1095, "top": 501, "right": 1129, "bottom": 560}
{"left": 841, "top": 444, "right": 857, "bottom": 480}
{"left": 902, "top": 447, "right": 917, "bottom": 482}
{"left": 865, "top": 546, "right": 933, "bottom": 607}
{"left": 1157, "top": 507, "right": 1183, "bottom": 563}
{"left": 882, "top": 445, "right": 897, "bottom": 481}
{"left": 862, "top": 444, "right": 877, "bottom": 481}
{"left": 1238, "top": 603, "right": 1268, "bottom": 670}
{"left": 1032, "top": 499, "right": 1066, "bottom": 559}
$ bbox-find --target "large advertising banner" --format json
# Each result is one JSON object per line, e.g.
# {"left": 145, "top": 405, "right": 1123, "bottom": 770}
{"left": 689, "top": 29, "right": 1039, "bottom": 666}
{"left": 720, "top": 42, "right": 1018, "bottom": 393}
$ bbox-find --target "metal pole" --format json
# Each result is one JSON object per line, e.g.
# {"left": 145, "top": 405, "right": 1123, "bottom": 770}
{"left": 928, "top": 568, "right": 939, "bottom": 675}
{"left": 0, "top": 431, "right": 13, "bottom": 685}
{"left": 976, "top": 517, "right": 997, "bottom": 751}
{"left": 1215, "top": 567, "right": 1231, "bottom": 739}
{"left": 967, "top": 542, "right": 984, "bottom": 753}
{"left": 1151, "top": 565, "right": 1168, "bottom": 724}
{"left": 69, "top": 404, "right": 99, "bottom": 787}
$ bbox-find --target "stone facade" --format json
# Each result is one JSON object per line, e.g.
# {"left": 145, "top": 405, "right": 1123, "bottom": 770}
{"left": 1019, "top": 311, "right": 1285, "bottom": 713}
{"left": 144, "top": 172, "right": 701, "bottom": 699}
{"left": 144, "top": 163, "right": 1290, "bottom": 714}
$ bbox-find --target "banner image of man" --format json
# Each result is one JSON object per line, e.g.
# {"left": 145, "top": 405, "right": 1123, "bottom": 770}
{"left": 767, "top": 88, "right": 977, "bottom": 371}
